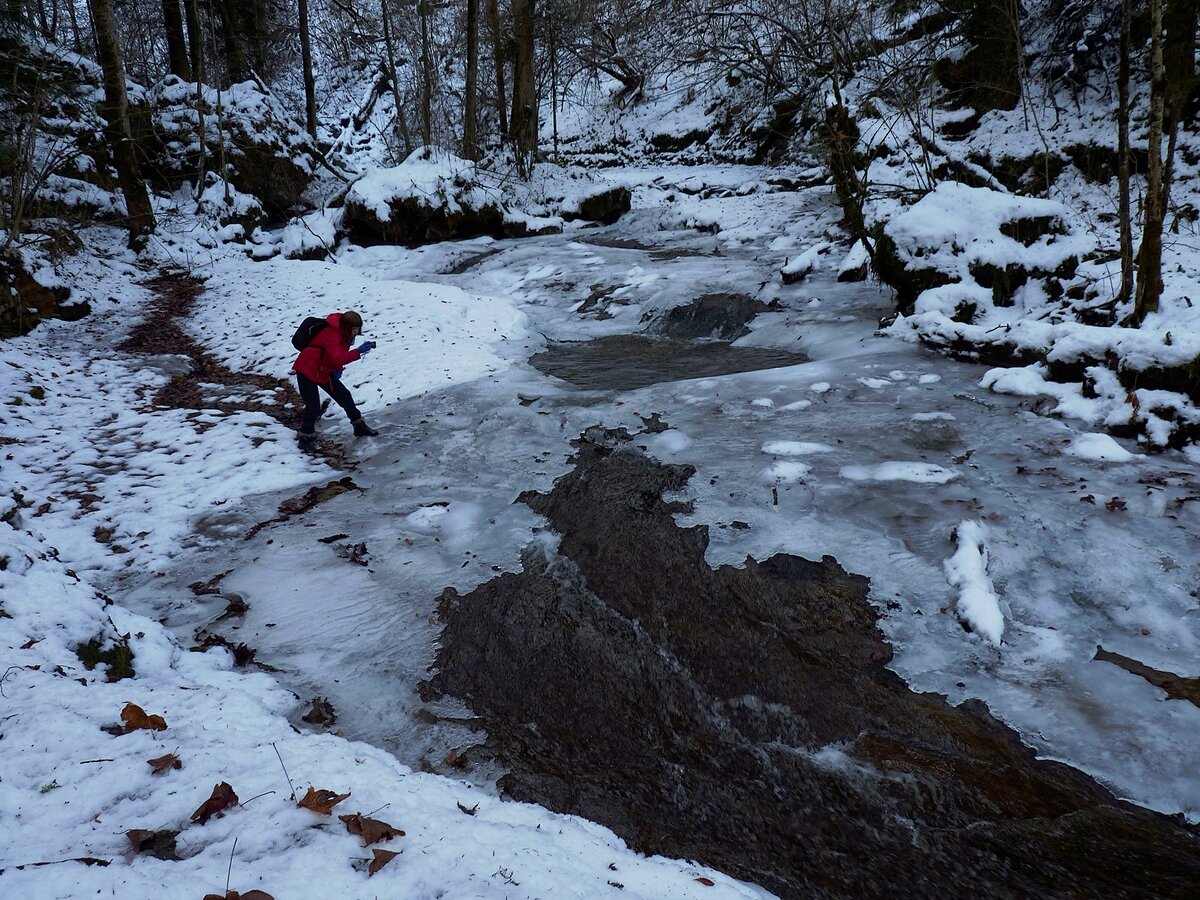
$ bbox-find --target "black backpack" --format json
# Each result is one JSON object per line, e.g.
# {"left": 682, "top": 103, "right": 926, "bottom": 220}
{"left": 291, "top": 316, "right": 328, "bottom": 350}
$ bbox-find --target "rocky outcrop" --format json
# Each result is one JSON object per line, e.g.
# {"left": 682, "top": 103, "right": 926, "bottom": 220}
{"left": 145, "top": 78, "right": 317, "bottom": 220}
{"left": 0, "top": 248, "right": 88, "bottom": 338}
{"left": 425, "top": 430, "right": 1200, "bottom": 900}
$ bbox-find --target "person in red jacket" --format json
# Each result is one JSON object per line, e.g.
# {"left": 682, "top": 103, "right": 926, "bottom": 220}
{"left": 292, "top": 310, "right": 378, "bottom": 449}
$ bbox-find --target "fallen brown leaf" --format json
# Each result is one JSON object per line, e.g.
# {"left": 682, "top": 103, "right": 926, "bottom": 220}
{"left": 695, "top": 877, "right": 715, "bottom": 886}
{"left": 191, "top": 782, "right": 239, "bottom": 825}
{"left": 297, "top": 786, "right": 350, "bottom": 815}
{"left": 120, "top": 702, "right": 167, "bottom": 733}
{"left": 147, "top": 752, "right": 181, "bottom": 775}
{"left": 339, "top": 813, "right": 405, "bottom": 846}
{"left": 202, "top": 891, "right": 274, "bottom": 900}
{"left": 368, "top": 848, "right": 400, "bottom": 876}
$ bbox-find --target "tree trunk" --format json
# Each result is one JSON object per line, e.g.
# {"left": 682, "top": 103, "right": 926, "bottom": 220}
{"left": 162, "top": 0, "right": 192, "bottom": 80}
{"left": 1132, "top": 0, "right": 1166, "bottom": 324}
{"left": 299, "top": 0, "right": 317, "bottom": 138}
{"left": 486, "top": 0, "right": 507, "bottom": 139}
{"left": 380, "top": 0, "right": 412, "bottom": 157}
{"left": 1157, "top": 0, "right": 1199, "bottom": 218}
{"left": 463, "top": 0, "right": 479, "bottom": 159}
{"left": 1116, "top": 0, "right": 1133, "bottom": 304}
{"left": 66, "top": 0, "right": 83, "bottom": 53}
{"left": 510, "top": 0, "right": 536, "bottom": 171}
{"left": 419, "top": 0, "right": 433, "bottom": 148}
{"left": 88, "top": 0, "right": 156, "bottom": 244}
{"left": 216, "top": 0, "right": 249, "bottom": 83}
{"left": 250, "top": 0, "right": 266, "bottom": 75}
{"left": 193, "top": 0, "right": 206, "bottom": 196}
{"left": 184, "top": 0, "right": 201, "bottom": 82}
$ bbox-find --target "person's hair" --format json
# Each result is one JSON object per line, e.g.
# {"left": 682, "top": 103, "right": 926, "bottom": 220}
{"left": 340, "top": 311, "right": 363, "bottom": 339}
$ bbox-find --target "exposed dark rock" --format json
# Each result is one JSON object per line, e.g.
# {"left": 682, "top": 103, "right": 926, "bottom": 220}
{"left": 1094, "top": 646, "right": 1200, "bottom": 708}
{"left": 530, "top": 335, "right": 805, "bottom": 391}
{"left": 425, "top": 433, "right": 1200, "bottom": 900}
{"left": 565, "top": 185, "right": 632, "bottom": 225}
{"left": 343, "top": 194, "right": 510, "bottom": 246}
{"left": 652, "top": 292, "right": 768, "bottom": 340}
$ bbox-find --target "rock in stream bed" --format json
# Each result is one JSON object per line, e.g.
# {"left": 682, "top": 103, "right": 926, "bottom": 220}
{"left": 424, "top": 430, "right": 1199, "bottom": 899}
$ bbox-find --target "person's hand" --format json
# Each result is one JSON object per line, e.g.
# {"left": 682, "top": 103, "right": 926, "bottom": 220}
{"left": 331, "top": 368, "right": 343, "bottom": 381}
{"left": 355, "top": 341, "right": 376, "bottom": 355}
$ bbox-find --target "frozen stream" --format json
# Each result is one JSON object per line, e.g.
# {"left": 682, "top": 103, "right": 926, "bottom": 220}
{"left": 129, "top": 168, "right": 1200, "bottom": 822}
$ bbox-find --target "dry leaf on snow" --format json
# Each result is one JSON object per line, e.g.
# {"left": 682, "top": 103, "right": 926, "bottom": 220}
{"left": 339, "top": 813, "right": 405, "bottom": 845}
{"left": 120, "top": 702, "right": 167, "bottom": 733}
{"left": 368, "top": 848, "right": 400, "bottom": 876}
{"left": 191, "top": 781, "right": 239, "bottom": 824}
{"left": 297, "top": 786, "right": 350, "bottom": 815}
{"left": 147, "top": 752, "right": 181, "bottom": 775}
{"left": 202, "top": 891, "right": 274, "bottom": 900}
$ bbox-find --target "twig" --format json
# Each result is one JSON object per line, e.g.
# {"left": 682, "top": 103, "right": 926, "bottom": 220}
{"left": 272, "top": 742, "right": 297, "bottom": 801}
{"left": 79, "top": 758, "right": 115, "bottom": 764}
{"left": 225, "top": 836, "right": 237, "bottom": 896}
{"left": 365, "top": 802, "right": 390, "bottom": 817}
{"left": 238, "top": 790, "right": 276, "bottom": 808}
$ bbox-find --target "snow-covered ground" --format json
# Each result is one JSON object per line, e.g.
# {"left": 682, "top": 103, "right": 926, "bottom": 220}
{"left": 4, "top": 165, "right": 1200, "bottom": 896}
{"left": 0, "top": 223, "right": 762, "bottom": 898}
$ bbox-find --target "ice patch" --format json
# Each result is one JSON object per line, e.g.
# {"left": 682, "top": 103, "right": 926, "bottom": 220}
{"left": 919, "top": 374, "right": 942, "bottom": 384}
{"left": 761, "top": 441, "right": 835, "bottom": 455}
{"left": 765, "top": 461, "right": 812, "bottom": 483}
{"left": 810, "top": 382, "right": 831, "bottom": 393}
{"left": 911, "top": 411, "right": 956, "bottom": 422}
{"left": 839, "top": 462, "right": 959, "bottom": 484}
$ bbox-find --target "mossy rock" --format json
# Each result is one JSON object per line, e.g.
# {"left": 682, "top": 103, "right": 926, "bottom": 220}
{"left": 76, "top": 637, "right": 136, "bottom": 681}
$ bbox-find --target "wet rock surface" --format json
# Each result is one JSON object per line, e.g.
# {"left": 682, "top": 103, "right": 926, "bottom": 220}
{"left": 651, "top": 292, "right": 771, "bottom": 340}
{"left": 425, "top": 432, "right": 1200, "bottom": 899}
{"left": 530, "top": 335, "right": 806, "bottom": 391}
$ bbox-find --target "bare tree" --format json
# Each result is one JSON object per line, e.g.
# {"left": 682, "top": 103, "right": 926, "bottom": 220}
{"left": 88, "top": 0, "right": 156, "bottom": 244}
{"left": 510, "top": 0, "right": 536, "bottom": 170}
{"left": 380, "top": 0, "right": 413, "bottom": 157}
{"left": 1116, "top": 0, "right": 1132, "bottom": 304}
{"left": 162, "top": 0, "right": 192, "bottom": 79}
{"left": 419, "top": 0, "right": 434, "bottom": 148}
{"left": 299, "top": 0, "right": 317, "bottom": 137}
{"left": 1131, "top": 0, "right": 1167, "bottom": 324}
{"left": 464, "top": 0, "right": 480, "bottom": 159}
{"left": 486, "top": 0, "right": 508, "bottom": 139}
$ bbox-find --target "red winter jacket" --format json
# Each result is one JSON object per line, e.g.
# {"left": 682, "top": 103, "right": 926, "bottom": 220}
{"left": 292, "top": 313, "right": 362, "bottom": 385}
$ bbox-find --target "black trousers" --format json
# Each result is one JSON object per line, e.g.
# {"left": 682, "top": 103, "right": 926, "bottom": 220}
{"left": 297, "top": 372, "right": 362, "bottom": 435}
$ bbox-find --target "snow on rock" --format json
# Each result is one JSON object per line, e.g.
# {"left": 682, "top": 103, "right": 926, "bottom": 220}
{"left": 343, "top": 150, "right": 628, "bottom": 246}
{"left": 780, "top": 242, "right": 831, "bottom": 284}
{"left": 147, "top": 76, "right": 318, "bottom": 216}
{"left": 278, "top": 208, "right": 344, "bottom": 261}
{"left": 836, "top": 240, "right": 870, "bottom": 282}
{"left": 944, "top": 520, "right": 1005, "bottom": 645}
{"left": 1064, "top": 432, "right": 1142, "bottom": 462}
{"left": 839, "top": 462, "right": 959, "bottom": 484}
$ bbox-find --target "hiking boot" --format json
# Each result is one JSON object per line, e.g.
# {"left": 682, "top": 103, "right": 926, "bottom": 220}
{"left": 297, "top": 431, "right": 316, "bottom": 450}
{"left": 352, "top": 418, "right": 378, "bottom": 437}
